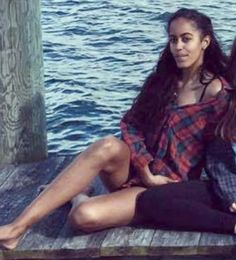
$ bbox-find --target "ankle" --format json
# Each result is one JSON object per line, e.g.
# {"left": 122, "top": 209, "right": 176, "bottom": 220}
{"left": 9, "top": 222, "right": 27, "bottom": 237}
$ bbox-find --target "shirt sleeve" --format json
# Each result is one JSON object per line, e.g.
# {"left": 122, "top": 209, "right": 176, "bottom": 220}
{"left": 120, "top": 118, "right": 154, "bottom": 169}
{"left": 205, "top": 137, "right": 236, "bottom": 208}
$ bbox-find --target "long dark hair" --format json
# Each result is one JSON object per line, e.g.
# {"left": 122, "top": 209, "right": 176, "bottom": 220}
{"left": 123, "top": 8, "right": 228, "bottom": 133}
{"left": 216, "top": 38, "right": 236, "bottom": 141}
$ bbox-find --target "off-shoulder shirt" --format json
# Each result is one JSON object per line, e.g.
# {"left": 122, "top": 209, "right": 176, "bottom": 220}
{"left": 120, "top": 77, "right": 231, "bottom": 181}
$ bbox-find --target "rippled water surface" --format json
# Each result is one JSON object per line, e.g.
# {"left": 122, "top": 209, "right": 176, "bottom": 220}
{"left": 41, "top": 0, "right": 236, "bottom": 154}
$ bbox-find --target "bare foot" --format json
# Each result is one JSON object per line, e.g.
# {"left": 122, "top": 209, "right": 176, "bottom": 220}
{"left": 0, "top": 224, "right": 26, "bottom": 250}
{"left": 70, "top": 185, "right": 95, "bottom": 210}
{"left": 229, "top": 202, "right": 236, "bottom": 213}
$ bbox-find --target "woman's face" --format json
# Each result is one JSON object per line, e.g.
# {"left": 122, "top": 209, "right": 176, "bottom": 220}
{"left": 168, "top": 17, "right": 210, "bottom": 70}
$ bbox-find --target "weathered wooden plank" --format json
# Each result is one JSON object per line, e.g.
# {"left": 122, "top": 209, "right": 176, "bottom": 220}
{"left": 2, "top": 252, "right": 236, "bottom": 260}
{"left": 197, "top": 232, "right": 236, "bottom": 255}
{"left": 101, "top": 226, "right": 155, "bottom": 257}
{"left": 92, "top": 175, "right": 109, "bottom": 196}
{"left": 199, "top": 232, "right": 235, "bottom": 246}
{"left": 0, "top": 163, "right": 17, "bottom": 187}
{"left": 2, "top": 248, "right": 88, "bottom": 260}
{"left": 49, "top": 223, "right": 108, "bottom": 259}
{"left": 149, "top": 230, "right": 201, "bottom": 256}
{"left": 0, "top": 161, "right": 39, "bottom": 225}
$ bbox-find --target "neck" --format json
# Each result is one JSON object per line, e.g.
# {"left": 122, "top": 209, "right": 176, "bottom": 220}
{"left": 181, "top": 57, "right": 203, "bottom": 84}
{"left": 182, "top": 67, "right": 200, "bottom": 84}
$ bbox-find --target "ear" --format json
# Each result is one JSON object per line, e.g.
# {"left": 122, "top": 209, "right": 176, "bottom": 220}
{"left": 202, "top": 35, "right": 211, "bottom": 50}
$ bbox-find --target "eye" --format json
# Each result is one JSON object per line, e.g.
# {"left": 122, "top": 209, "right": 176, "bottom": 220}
{"left": 169, "top": 37, "right": 177, "bottom": 44}
{"left": 182, "top": 36, "right": 191, "bottom": 43}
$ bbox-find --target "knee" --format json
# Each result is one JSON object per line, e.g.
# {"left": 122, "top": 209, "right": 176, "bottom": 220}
{"left": 68, "top": 203, "right": 101, "bottom": 233}
{"left": 98, "top": 135, "right": 129, "bottom": 161}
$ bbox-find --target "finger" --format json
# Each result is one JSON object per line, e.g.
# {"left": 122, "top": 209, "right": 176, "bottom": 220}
{"left": 133, "top": 178, "right": 141, "bottom": 184}
{"left": 121, "top": 181, "right": 130, "bottom": 188}
{"left": 130, "top": 177, "right": 140, "bottom": 183}
{"left": 123, "top": 178, "right": 139, "bottom": 187}
{"left": 166, "top": 178, "right": 179, "bottom": 183}
{"left": 124, "top": 183, "right": 133, "bottom": 187}
{"left": 121, "top": 183, "right": 130, "bottom": 188}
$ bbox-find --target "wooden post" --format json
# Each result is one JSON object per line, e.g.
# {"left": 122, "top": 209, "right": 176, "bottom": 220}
{"left": 0, "top": 0, "right": 47, "bottom": 165}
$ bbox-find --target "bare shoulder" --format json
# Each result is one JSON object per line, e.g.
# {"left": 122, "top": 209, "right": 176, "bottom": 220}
{"left": 204, "top": 78, "right": 223, "bottom": 99}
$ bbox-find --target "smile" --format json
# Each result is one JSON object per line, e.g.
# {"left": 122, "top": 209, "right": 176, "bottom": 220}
{"left": 175, "top": 55, "right": 188, "bottom": 61}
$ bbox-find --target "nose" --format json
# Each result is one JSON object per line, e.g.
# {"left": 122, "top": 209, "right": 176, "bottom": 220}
{"left": 175, "top": 39, "right": 183, "bottom": 51}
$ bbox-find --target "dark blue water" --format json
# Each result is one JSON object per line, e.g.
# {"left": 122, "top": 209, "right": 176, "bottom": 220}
{"left": 41, "top": 0, "right": 236, "bottom": 154}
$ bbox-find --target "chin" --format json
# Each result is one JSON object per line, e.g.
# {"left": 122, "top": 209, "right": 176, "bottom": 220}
{"left": 176, "top": 62, "right": 191, "bottom": 69}
{"left": 176, "top": 64, "right": 187, "bottom": 69}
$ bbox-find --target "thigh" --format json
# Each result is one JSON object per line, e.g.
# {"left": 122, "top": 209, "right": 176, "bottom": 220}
{"left": 75, "top": 186, "right": 146, "bottom": 229}
{"left": 145, "top": 180, "right": 217, "bottom": 207}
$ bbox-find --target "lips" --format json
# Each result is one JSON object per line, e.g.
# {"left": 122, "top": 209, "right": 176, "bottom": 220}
{"left": 175, "top": 55, "right": 188, "bottom": 62}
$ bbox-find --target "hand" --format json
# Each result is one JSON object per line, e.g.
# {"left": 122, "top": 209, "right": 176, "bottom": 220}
{"left": 229, "top": 202, "right": 236, "bottom": 213}
{"left": 121, "top": 176, "right": 143, "bottom": 188}
{"left": 137, "top": 164, "right": 179, "bottom": 187}
{"left": 143, "top": 174, "right": 179, "bottom": 187}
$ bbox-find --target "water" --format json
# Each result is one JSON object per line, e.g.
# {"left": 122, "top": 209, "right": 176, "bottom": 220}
{"left": 41, "top": 0, "right": 236, "bottom": 154}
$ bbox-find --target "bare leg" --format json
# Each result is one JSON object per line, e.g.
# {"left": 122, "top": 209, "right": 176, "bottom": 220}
{"left": 0, "top": 135, "right": 131, "bottom": 249}
{"left": 68, "top": 186, "right": 146, "bottom": 232}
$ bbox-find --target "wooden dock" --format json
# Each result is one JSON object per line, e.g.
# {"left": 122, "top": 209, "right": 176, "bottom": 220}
{"left": 1, "top": 155, "right": 236, "bottom": 259}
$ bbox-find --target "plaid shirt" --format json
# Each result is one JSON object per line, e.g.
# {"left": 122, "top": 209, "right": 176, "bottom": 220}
{"left": 205, "top": 137, "right": 236, "bottom": 208}
{"left": 120, "top": 77, "right": 231, "bottom": 181}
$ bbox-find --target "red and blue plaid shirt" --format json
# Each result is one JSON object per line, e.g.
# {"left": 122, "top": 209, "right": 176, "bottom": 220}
{"left": 120, "top": 77, "right": 231, "bottom": 181}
